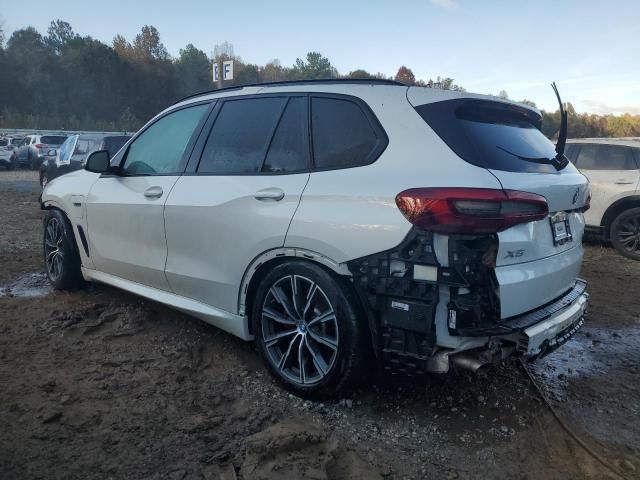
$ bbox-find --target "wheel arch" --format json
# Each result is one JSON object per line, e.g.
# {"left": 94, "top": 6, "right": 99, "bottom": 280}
{"left": 600, "top": 195, "right": 640, "bottom": 237}
{"left": 239, "top": 248, "right": 353, "bottom": 335}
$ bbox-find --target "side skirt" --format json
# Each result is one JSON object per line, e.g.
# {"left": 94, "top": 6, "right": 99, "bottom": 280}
{"left": 81, "top": 268, "right": 252, "bottom": 341}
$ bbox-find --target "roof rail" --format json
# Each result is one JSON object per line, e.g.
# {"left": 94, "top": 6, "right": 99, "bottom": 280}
{"left": 177, "top": 78, "right": 405, "bottom": 103}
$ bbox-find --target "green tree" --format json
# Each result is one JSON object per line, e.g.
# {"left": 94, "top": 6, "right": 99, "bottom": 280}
{"left": 175, "top": 44, "right": 211, "bottom": 97}
{"left": 291, "top": 52, "right": 337, "bottom": 80}
{"left": 46, "top": 20, "right": 77, "bottom": 53}
{"left": 347, "top": 69, "right": 376, "bottom": 79}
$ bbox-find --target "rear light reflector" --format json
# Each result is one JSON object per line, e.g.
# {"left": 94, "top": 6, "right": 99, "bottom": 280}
{"left": 580, "top": 190, "right": 591, "bottom": 213}
{"left": 395, "top": 188, "right": 548, "bottom": 234}
{"left": 35, "top": 143, "right": 44, "bottom": 149}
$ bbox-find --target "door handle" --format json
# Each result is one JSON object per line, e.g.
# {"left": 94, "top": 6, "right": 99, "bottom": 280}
{"left": 614, "top": 180, "right": 634, "bottom": 185}
{"left": 253, "top": 187, "right": 285, "bottom": 201}
{"left": 144, "top": 186, "right": 164, "bottom": 199}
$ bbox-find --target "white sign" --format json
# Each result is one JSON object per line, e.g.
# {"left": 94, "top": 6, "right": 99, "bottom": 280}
{"left": 213, "top": 63, "right": 220, "bottom": 82}
{"left": 223, "top": 60, "right": 234, "bottom": 80}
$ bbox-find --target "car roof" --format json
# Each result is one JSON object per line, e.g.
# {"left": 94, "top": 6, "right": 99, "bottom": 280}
{"left": 171, "top": 78, "right": 540, "bottom": 118}
{"left": 567, "top": 138, "right": 640, "bottom": 148}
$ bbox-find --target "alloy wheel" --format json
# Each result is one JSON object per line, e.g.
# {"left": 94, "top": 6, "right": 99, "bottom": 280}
{"left": 44, "top": 217, "right": 64, "bottom": 281}
{"left": 261, "top": 275, "right": 339, "bottom": 386}
{"left": 616, "top": 214, "right": 640, "bottom": 255}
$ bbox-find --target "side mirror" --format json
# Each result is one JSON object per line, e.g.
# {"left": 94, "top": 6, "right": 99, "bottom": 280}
{"left": 85, "top": 150, "right": 111, "bottom": 173}
{"left": 47, "top": 149, "right": 56, "bottom": 157}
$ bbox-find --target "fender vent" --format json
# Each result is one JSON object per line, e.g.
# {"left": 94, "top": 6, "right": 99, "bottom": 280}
{"left": 76, "top": 225, "right": 90, "bottom": 257}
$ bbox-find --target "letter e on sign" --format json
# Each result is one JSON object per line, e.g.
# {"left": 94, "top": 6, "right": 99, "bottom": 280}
{"left": 223, "top": 60, "right": 234, "bottom": 81}
{"left": 213, "top": 63, "right": 220, "bottom": 82}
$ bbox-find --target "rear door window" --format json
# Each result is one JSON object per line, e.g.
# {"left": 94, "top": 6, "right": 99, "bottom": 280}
{"left": 197, "top": 97, "right": 287, "bottom": 174}
{"left": 311, "top": 97, "right": 381, "bottom": 170}
{"left": 576, "top": 144, "right": 637, "bottom": 170}
{"left": 263, "top": 97, "right": 309, "bottom": 173}
{"left": 415, "top": 99, "right": 559, "bottom": 173}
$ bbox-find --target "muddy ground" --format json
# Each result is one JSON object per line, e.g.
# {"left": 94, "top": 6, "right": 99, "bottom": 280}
{"left": 0, "top": 170, "right": 638, "bottom": 480}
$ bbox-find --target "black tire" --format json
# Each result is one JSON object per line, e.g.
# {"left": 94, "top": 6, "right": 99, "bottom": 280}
{"left": 43, "top": 209, "right": 84, "bottom": 290}
{"left": 6, "top": 160, "right": 14, "bottom": 171}
{"left": 610, "top": 207, "right": 640, "bottom": 261}
{"left": 252, "top": 260, "right": 369, "bottom": 399}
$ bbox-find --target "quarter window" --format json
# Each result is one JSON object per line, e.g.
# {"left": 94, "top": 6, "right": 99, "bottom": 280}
{"left": 198, "top": 97, "right": 287, "bottom": 174}
{"left": 576, "top": 144, "right": 637, "bottom": 170}
{"left": 122, "top": 104, "right": 208, "bottom": 175}
{"left": 311, "top": 97, "right": 379, "bottom": 170}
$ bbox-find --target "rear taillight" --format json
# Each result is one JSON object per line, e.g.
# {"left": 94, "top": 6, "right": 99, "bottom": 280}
{"left": 35, "top": 143, "right": 44, "bottom": 149}
{"left": 395, "top": 188, "right": 548, "bottom": 234}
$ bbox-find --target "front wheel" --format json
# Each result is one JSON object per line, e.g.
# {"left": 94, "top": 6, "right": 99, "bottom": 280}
{"left": 610, "top": 207, "right": 640, "bottom": 261}
{"left": 252, "top": 260, "right": 369, "bottom": 399}
{"left": 43, "top": 210, "right": 84, "bottom": 289}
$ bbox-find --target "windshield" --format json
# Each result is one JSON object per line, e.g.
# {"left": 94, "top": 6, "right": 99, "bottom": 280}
{"left": 415, "top": 99, "right": 559, "bottom": 173}
{"left": 41, "top": 135, "right": 68, "bottom": 145}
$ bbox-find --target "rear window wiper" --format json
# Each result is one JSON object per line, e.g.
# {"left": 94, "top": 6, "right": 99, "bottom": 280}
{"left": 496, "top": 145, "right": 568, "bottom": 171}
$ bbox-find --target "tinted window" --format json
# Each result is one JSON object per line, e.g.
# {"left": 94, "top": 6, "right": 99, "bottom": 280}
{"left": 263, "top": 97, "right": 309, "bottom": 173}
{"left": 577, "top": 144, "right": 637, "bottom": 170}
{"left": 565, "top": 143, "right": 579, "bottom": 163}
{"left": 102, "top": 136, "right": 131, "bottom": 157}
{"left": 416, "top": 99, "right": 559, "bottom": 173}
{"left": 311, "top": 97, "right": 378, "bottom": 169}
{"left": 41, "top": 136, "right": 67, "bottom": 145}
{"left": 198, "top": 97, "right": 286, "bottom": 174}
{"left": 122, "top": 104, "right": 208, "bottom": 175}
{"left": 0, "top": 139, "right": 7, "bottom": 147}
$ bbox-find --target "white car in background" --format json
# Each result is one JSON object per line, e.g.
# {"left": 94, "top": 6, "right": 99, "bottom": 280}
{"left": 40, "top": 79, "right": 590, "bottom": 398}
{"left": 566, "top": 138, "right": 640, "bottom": 260}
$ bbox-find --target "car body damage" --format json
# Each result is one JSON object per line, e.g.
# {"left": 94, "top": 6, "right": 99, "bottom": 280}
{"left": 347, "top": 228, "right": 588, "bottom": 375}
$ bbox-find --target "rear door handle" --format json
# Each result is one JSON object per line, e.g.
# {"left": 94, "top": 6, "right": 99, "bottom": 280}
{"left": 614, "top": 180, "right": 634, "bottom": 185}
{"left": 253, "top": 187, "right": 285, "bottom": 201}
{"left": 144, "top": 186, "right": 164, "bottom": 199}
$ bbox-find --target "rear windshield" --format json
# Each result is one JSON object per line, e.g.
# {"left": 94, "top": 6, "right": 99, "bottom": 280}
{"left": 102, "top": 136, "right": 131, "bottom": 156}
{"left": 415, "top": 99, "right": 559, "bottom": 173}
{"left": 41, "top": 136, "right": 67, "bottom": 145}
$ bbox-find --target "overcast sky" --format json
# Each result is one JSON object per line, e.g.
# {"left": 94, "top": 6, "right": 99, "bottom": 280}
{"left": 2, "top": 0, "right": 638, "bottom": 114}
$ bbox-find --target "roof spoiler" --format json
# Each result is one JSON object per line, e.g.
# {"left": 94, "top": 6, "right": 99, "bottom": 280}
{"left": 551, "top": 82, "right": 569, "bottom": 170}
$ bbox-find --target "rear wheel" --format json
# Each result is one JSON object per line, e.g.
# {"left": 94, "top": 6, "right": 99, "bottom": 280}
{"left": 610, "top": 207, "right": 640, "bottom": 261}
{"left": 43, "top": 210, "right": 84, "bottom": 289}
{"left": 252, "top": 260, "right": 368, "bottom": 399}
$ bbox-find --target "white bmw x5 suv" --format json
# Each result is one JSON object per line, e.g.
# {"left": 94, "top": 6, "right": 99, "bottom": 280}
{"left": 41, "top": 79, "right": 590, "bottom": 398}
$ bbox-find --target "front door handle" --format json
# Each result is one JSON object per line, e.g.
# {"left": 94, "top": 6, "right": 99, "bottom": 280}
{"left": 253, "top": 187, "right": 285, "bottom": 201}
{"left": 144, "top": 186, "right": 164, "bottom": 199}
{"left": 614, "top": 180, "right": 634, "bottom": 185}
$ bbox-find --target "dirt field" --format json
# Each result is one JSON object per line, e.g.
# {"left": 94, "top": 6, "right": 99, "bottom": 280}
{"left": 1, "top": 170, "right": 638, "bottom": 480}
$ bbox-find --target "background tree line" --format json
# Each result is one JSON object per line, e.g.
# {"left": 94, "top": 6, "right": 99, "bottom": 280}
{"left": 0, "top": 20, "right": 638, "bottom": 138}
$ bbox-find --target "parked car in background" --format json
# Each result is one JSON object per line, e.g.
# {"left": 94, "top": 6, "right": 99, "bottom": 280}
{"left": 15, "top": 134, "right": 68, "bottom": 170}
{"left": 0, "top": 137, "right": 16, "bottom": 170}
{"left": 40, "top": 79, "right": 590, "bottom": 398}
{"left": 40, "top": 134, "right": 131, "bottom": 186}
{"left": 566, "top": 138, "right": 640, "bottom": 260}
